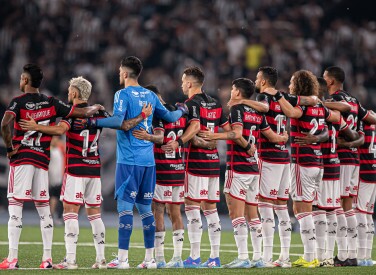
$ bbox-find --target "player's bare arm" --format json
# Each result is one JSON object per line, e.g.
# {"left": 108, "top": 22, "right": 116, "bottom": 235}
{"left": 326, "top": 109, "right": 341, "bottom": 123}
{"left": 132, "top": 128, "right": 164, "bottom": 145}
{"left": 161, "top": 120, "right": 200, "bottom": 152}
{"left": 19, "top": 114, "right": 69, "bottom": 136}
{"left": 322, "top": 101, "right": 351, "bottom": 113}
{"left": 1, "top": 112, "right": 19, "bottom": 158}
{"left": 227, "top": 99, "right": 269, "bottom": 113}
{"left": 262, "top": 128, "right": 289, "bottom": 143}
{"left": 71, "top": 104, "right": 105, "bottom": 118}
{"left": 121, "top": 103, "right": 153, "bottom": 131}
{"left": 339, "top": 118, "right": 360, "bottom": 141}
{"left": 295, "top": 126, "right": 329, "bottom": 145}
{"left": 298, "top": 96, "right": 319, "bottom": 106}
{"left": 362, "top": 110, "right": 376, "bottom": 125}
{"left": 276, "top": 96, "right": 303, "bottom": 118}
{"left": 337, "top": 133, "right": 365, "bottom": 148}
{"left": 191, "top": 136, "right": 217, "bottom": 150}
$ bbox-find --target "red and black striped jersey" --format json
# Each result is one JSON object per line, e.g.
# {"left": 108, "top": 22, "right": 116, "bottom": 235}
{"left": 331, "top": 90, "right": 361, "bottom": 165}
{"left": 153, "top": 104, "right": 187, "bottom": 186}
{"left": 357, "top": 105, "right": 375, "bottom": 183}
{"left": 290, "top": 103, "right": 330, "bottom": 167}
{"left": 5, "top": 93, "right": 74, "bottom": 170}
{"left": 226, "top": 104, "right": 270, "bottom": 174}
{"left": 321, "top": 121, "right": 341, "bottom": 180}
{"left": 256, "top": 92, "right": 299, "bottom": 164}
{"left": 185, "top": 93, "right": 228, "bottom": 177}
{"left": 61, "top": 103, "right": 110, "bottom": 178}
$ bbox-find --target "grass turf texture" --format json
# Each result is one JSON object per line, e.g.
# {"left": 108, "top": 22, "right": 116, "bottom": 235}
{"left": 0, "top": 225, "right": 375, "bottom": 274}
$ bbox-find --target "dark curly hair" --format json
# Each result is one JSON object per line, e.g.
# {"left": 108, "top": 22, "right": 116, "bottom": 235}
{"left": 291, "top": 70, "right": 319, "bottom": 96}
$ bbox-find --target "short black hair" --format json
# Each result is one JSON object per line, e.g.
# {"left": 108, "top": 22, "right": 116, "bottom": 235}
{"left": 325, "top": 66, "right": 345, "bottom": 83}
{"left": 23, "top": 63, "right": 43, "bottom": 88}
{"left": 183, "top": 66, "right": 205, "bottom": 84}
{"left": 120, "top": 56, "right": 143, "bottom": 78}
{"left": 316, "top": 76, "right": 327, "bottom": 99}
{"left": 258, "top": 66, "right": 278, "bottom": 87}
{"left": 232, "top": 78, "right": 255, "bottom": 99}
{"left": 144, "top": 84, "right": 160, "bottom": 96}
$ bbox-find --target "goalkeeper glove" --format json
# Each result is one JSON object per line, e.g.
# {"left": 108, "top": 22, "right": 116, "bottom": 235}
{"left": 175, "top": 102, "right": 189, "bottom": 115}
{"left": 73, "top": 118, "right": 97, "bottom": 130}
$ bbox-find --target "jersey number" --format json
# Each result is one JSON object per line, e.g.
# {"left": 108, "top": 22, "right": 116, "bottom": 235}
{"left": 309, "top": 118, "right": 325, "bottom": 135}
{"left": 331, "top": 127, "right": 337, "bottom": 153}
{"left": 80, "top": 129, "right": 100, "bottom": 157}
{"left": 275, "top": 114, "right": 286, "bottom": 134}
{"left": 166, "top": 129, "right": 184, "bottom": 158}
{"left": 347, "top": 114, "right": 358, "bottom": 131}
{"left": 369, "top": 131, "right": 376, "bottom": 158}
{"left": 247, "top": 125, "right": 257, "bottom": 144}
{"left": 21, "top": 120, "right": 50, "bottom": 146}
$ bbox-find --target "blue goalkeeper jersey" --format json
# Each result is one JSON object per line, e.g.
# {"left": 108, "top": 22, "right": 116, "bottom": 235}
{"left": 113, "top": 86, "right": 177, "bottom": 166}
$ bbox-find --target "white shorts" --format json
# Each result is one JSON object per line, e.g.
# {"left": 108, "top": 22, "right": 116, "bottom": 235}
{"left": 259, "top": 160, "right": 290, "bottom": 201}
{"left": 7, "top": 165, "right": 49, "bottom": 202}
{"left": 184, "top": 173, "right": 220, "bottom": 202}
{"left": 153, "top": 184, "right": 184, "bottom": 204}
{"left": 356, "top": 181, "right": 376, "bottom": 214}
{"left": 315, "top": 180, "right": 341, "bottom": 209}
{"left": 224, "top": 170, "right": 259, "bottom": 205}
{"left": 290, "top": 164, "right": 322, "bottom": 202}
{"left": 60, "top": 174, "right": 102, "bottom": 207}
{"left": 340, "top": 165, "right": 359, "bottom": 198}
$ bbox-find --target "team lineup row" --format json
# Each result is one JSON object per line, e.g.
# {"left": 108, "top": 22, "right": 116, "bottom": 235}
{"left": 0, "top": 57, "right": 375, "bottom": 269}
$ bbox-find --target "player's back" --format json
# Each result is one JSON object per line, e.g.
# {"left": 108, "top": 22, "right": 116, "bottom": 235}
{"left": 185, "top": 93, "right": 227, "bottom": 177}
{"left": 7, "top": 93, "right": 73, "bottom": 170}
{"left": 115, "top": 86, "right": 166, "bottom": 166}
{"left": 153, "top": 104, "right": 187, "bottom": 186}
{"left": 290, "top": 103, "right": 329, "bottom": 167}
{"left": 226, "top": 104, "right": 268, "bottom": 174}
{"left": 62, "top": 103, "right": 110, "bottom": 177}
{"left": 358, "top": 122, "right": 376, "bottom": 183}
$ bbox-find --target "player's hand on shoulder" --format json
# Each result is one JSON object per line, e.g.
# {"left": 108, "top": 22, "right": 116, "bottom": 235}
{"left": 175, "top": 102, "right": 189, "bottom": 115}
{"left": 93, "top": 104, "right": 105, "bottom": 111}
{"left": 227, "top": 99, "right": 243, "bottom": 108}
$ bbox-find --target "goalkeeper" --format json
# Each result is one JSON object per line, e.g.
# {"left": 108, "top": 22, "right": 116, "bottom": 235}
{"left": 74, "top": 56, "right": 187, "bottom": 269}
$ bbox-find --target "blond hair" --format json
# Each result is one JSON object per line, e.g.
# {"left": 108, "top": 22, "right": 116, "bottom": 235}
{"left": 69, "top": 76, "right": 92, "bottom": 101}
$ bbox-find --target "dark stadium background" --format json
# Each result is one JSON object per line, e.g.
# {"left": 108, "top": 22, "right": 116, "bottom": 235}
{"left": 0, "top": 0, "right": 375, "bottom": 217}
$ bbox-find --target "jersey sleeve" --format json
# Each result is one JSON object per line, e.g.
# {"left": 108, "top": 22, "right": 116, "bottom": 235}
{"left": 331, "top": 93, "right": 345, "bottom": 102}
{"left": 5, "top": 98, "right": 19, "bottom": 118}
{"left": 185, "top": 100, "right": 200, "bottom": 123}
{"left": 152, "top": 117, "right": 164, "bottom": 132}
{"left": 220, "top": 107, "right": 229, "bottom": 127}
{"left": 51, "top": 97, "right": 74, "bottom": 118}
{"left": 113, "top": 90, "right": 127, "bottom": 117}
{"left": 324, "top": 105, "right": 331, "bottom": 120}
{"left": 256, "top": 93, "right": 270, "bottom": 105}
{"left": 260, "top": 115, "right": 270, "bottom": 131}
{"left": 284, "top": 93, "right": 299, "bottom": 107}
{"left": 229, "top": 105, "right": 243, "bottom": 127}
{"left": 358, "top": 103, "right": 369, "bottom": 121}
{"left": 60, "top": 118, "right": 72, "bottom": 130}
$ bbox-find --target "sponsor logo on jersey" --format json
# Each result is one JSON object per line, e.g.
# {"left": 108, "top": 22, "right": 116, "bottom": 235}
{"left": 9, "top": 102, "right": 17, "bottom": 110}
{"left": 132, "top": 91, "right": 139, "bottom": 97}
{"left": 25, "top": 102, "right": 36, "bottom": 110}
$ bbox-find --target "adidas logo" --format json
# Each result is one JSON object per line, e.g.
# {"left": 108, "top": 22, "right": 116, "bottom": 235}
{"left": 98, "top": 241, "right": 105, "bottom": 244}
{"left": 44, "top": 224, "right": 53, "bottom": 229}
{"left": 16, "top": 225, "right": 22, "bottom": 228}
{"left": 214, "top": 228, "right": 221, "bottom": 232}
{"left": 309, "top": 237, "right": 316, "bottom": 240}
{"left": 352, "top": 234, "right": 358, "bottom": 238}
{"left": 177, "top": 238, "right": 184, "bottom": 242}
{"left": 329, "top": 230, "right": 336, "bottom": 234}
{"left": 285, "top": 228, "right": 292, "bottom": 232}
{"left": 257, "top": 234, "right": 262, "bottom": 238}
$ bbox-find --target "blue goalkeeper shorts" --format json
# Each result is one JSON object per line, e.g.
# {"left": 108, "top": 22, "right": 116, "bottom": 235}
{"left": 115, "top": 163, "right": 156, "bottom": 205}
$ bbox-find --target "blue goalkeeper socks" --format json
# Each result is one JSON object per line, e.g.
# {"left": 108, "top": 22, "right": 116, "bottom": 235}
{"left": 117, "top": 199, "right": 134, "bottom": 250}
{"left": 136, "top": 203, "right": 155, "bottom": 249}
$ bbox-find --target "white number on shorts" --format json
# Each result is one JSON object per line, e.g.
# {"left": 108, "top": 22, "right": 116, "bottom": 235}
{"left": 247, "top": 125, "right": 257, "bottom": 144}
{"left": 80, "top": 129, "right": 100, "bottom": 157}
{"left": 275, "top": 114, "right": 286, "bottom": 134}
{"left": 21, "top": 120, "right": 50, "bottom": 146}
{"left": 331, "top": 127, "right": 337, "bottom": 153}
{"left": 369, "top": 130, "right": 376, "bottom": 158}
{"left": 165, "top": 129, "right": 183, "bottom": 158}
{"left": 347, "top": 114, "right": 358, "bottom": 130}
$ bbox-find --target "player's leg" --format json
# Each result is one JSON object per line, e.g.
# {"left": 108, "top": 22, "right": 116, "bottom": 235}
{"left": 291, "top": 164, "right": 318, "bottom": 267}
{"left": 152, "top": 199, "right": 166, "bottom": 267}
{"left": 200, "top": 176, "right": 221, "bottom": 268}
{"left": 33, "top": 167, "right": 54, "bottom": 268}
{"left": 135, "top": 165, "right": 157, "bottom": 269}
{"left": 222, "top": 170, "right": 251, "bottom": 268}
{"left": 85, "top": 177, "right": 105, "bottom": 269}
{"left": 183, "top": 173, "right": 205, "bottom": 267}
{"left": 345, "top": 166, "right": 359, "bottom": 262}
{"left": 54, "top": 174, "right": 83, "bottom": 269}
{"left": 0, "top": 166, "right": 28, "bottom": 269}
{"left": 258, "top": 161, "right": 280, "bottom": 264}
{"left": 165, "top": 186, "right": 184, "bottom": 268}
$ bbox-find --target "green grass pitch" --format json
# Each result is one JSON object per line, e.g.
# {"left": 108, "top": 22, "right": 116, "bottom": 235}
{"left": 0, "top": 224, "right": 375, "bottom": 274}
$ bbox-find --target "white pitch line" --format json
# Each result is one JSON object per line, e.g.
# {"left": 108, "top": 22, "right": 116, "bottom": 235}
{"left": 0, "top": 241, "right": 302, "bottom": 257}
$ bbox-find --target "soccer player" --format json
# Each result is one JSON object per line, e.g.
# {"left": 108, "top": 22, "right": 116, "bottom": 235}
{"left": 0, "top": 64, "right": 103, "bottom": 270}
{"left": 199, "top": 78, "right": 288, "bottom": 268}
{"left": 268, "top": 70, "right": 340, "bottom": 267}
{"left": 323, "top": 66, "right": 362, "bottom": 265}
{"left": 74, "top": 56, "right": 187, "bottom": 269}
{"left": 132, "top": 85, "right": 186, "bottom": 268}
{"left": 338, "top": 107, "right": 376, "bottom": 266}
{"left": 18, "top": 76, "right": 151, "bottom": 269}
{"left": 295, "top": 77, "right": 358, "bottom": 267}
{"left": 162, "top": 66, "right": 227, "bottom": 268}
{"left": 229, "top": 66, "right": 318, "bottom": 267}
